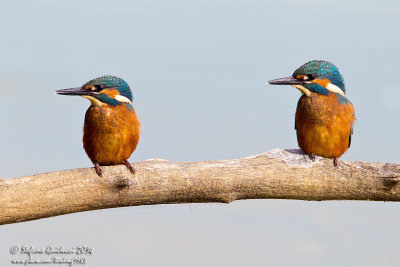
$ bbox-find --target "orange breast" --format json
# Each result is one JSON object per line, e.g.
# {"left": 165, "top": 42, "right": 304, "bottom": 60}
{"left": 83, "top": 103, "right": 140, "bottom": 165}
{"left": 295, "top": 93, "right": 355, "bottom": 158}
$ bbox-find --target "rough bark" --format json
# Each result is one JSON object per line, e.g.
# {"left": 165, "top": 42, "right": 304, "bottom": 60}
{"left": 1, "top": 148, "right": 399, "bottom": 225}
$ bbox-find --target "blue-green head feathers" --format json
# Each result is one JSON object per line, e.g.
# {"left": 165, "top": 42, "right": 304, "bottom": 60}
{"left": 84, "top": 75, "right": 133, "bottom": 102}
{"left": 293, "top": 60, "right": 346, "bottom": 94}
{"left": 56, "top": 75, "right": 134, "bottom": 107}
{"left": 267, "top": 60, "right": 349, "bottom": 103}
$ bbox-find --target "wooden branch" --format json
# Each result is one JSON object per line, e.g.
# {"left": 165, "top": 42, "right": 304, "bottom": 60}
{"left": 1, "top": 148, "right": 400, "bottom": 225}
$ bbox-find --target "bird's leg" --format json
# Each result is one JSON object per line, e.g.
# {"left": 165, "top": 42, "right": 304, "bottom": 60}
{"left": 123, "top": 160, "right": 135, "bottom": 175}
{"left": 309, "top": 153, "right": 316, "bottom": 162}
{"left": 94, "top": 162, "right": 103, "bottom": 176}
{"left": 333, "top": 157, "right": 338, "bottom": 167}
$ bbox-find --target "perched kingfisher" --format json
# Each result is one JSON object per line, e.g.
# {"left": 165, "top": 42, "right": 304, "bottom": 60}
{"left": 267, "top": 60, "right": 355, "bottom": 166}
{"left": 56, "top": 75, "right": 140, "bottom": 176}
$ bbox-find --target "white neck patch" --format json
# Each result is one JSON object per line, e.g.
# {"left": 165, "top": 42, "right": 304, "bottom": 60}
{"left": 292, "top": 83, "right": 345, "bottom": 97}
{"left": 82, "top": 94, "right": 133, "bottom": 106}
{"left": 115, "top": 94, "right": 133, "bottom": 105}
{"left": 326, "top": 83, "right": 345, "bottom": 96}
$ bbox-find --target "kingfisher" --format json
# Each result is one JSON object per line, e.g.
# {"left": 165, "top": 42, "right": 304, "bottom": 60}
{"left": 267, "top": 60, "right": 355, "bottom": 166}
{"left": 56, "top": 75, "right": 140, "bottom": 176}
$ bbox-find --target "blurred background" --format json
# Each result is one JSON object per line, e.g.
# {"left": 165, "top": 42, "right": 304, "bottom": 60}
{"left": 1, "top": 0, "right": 400, "bottom": 266}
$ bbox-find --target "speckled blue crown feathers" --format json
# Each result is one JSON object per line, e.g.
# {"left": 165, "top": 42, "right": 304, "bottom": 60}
{"left": 293, "top": 60, "right": 345, "bottom": 93}
{"left": 84, "top": 75, "right": 133, "bottom": 101}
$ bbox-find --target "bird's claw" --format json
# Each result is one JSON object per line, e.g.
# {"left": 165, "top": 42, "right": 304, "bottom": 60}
{"left": 94, "top": 162, "right": 103, "bottom": 176}
{"left": 123, "top": 160, "right": 135, "bottom": 175}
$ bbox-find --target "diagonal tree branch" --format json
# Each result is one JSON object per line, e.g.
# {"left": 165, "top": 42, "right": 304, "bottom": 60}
{"left": 1, "top": 148, "right": 400, "bottom": 225}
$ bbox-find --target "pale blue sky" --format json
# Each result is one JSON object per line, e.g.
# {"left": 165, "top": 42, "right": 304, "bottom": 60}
{"left": 1, "top": 0, "right": 400, "bottom": 266}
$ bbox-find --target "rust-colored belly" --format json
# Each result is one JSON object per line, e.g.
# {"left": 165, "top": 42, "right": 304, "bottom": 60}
{"left": 295, "top": 93, "right": 355, "bottom": 158}
{"left": 83, "top": 104, "right": 140, "bottom": 165}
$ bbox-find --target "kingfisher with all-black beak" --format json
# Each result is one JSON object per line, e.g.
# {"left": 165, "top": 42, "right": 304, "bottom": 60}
{"left": 267, "top": 60, "right": 355, "bottom": 166}
{"left": 56, "top": 75, "right": 140, "bottom": 176}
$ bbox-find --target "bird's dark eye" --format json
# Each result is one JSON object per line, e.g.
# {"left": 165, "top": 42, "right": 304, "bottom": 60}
{"left": 94, "top": 85, "right": 104, "bottom": 91}
{"left": 305, "top": 74, "right": 316, "bottom": 80}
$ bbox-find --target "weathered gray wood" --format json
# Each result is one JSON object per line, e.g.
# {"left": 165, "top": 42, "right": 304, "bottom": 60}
{"left": 1, "top": 148, "right": 400, "bottom": 225}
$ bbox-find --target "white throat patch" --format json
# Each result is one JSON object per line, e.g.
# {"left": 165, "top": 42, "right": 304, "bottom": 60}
{"left": 82, "top": 94, "right": 133, "bottom": 106}
{"left": 292, "top": 85, "right": 311, "bottom": 97}
{"left": 292, "top": 83, "right": 345, "bottom": 97}
{"left": 82, "top": 95, "right": 104, "bottom": 106}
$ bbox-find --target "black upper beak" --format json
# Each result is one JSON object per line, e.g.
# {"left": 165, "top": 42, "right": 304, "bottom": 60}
{"left": 267, "top": 76, "right": 304, "bottom": 85}
{"left": 56, "top": 87, "right": 91, "bottom": 96}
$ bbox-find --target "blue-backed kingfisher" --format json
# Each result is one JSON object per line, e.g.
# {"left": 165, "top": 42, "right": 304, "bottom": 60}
{"left": 267, "top": 60, "right": 355, "bottom": 166}
{"left": 56, "top": 75, "right": 140, "bottom": 176}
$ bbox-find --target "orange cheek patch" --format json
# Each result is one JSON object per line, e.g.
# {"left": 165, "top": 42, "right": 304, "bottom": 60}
{"left": 295, "top": 75, "right": 305, "bottom": 80}
{"left": 312, "top": 78, "right": 330, "bottom": 87}
{"left": 99, "top": 88, "right": 120, "bottom": 98}
{"left": 85, "top": 85, "right": 95, "bottom": 91}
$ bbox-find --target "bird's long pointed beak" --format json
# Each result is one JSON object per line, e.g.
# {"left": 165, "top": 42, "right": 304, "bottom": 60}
{"left": 266, "top": 76, "right": 304, "bottom": 85}
{"left": 56, "top": 87, "right": 90, "bottom": 96}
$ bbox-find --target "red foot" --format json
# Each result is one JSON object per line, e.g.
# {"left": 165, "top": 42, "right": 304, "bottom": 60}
{"left": 123, "top": 160, "right": 135, "bottom": 175}
{"left": 333, "top": 157, "right": 338, "bottom": 166}
{"left": 94, "top": 162, "right": 103, "bottom": 176}
{"left": 309, "top": 153, "right": 316, "bottom": 162}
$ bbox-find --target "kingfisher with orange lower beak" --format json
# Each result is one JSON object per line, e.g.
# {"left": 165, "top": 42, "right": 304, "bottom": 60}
{"left": 267, "top": 60, "right": 355, "bottom": 166}
{"left": 56, "top": 75, "right": 140, "bottom": 176}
